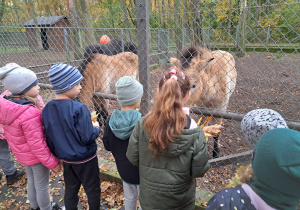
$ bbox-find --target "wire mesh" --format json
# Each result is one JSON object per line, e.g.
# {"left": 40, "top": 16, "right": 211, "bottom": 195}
{"left": 0, "top": 0, "right": 300, "bottom": 205}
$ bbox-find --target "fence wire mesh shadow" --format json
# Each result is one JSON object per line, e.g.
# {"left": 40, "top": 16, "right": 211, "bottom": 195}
{"left": 0, "top": 0, "right": 300, "bottom": 204}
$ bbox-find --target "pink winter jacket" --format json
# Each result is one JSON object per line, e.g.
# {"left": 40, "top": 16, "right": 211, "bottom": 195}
{"left": 0, "top": 97, "right": 59, "bottom": 169}
{"left": 0, "top": 90, "right": 44, "bottom": 139}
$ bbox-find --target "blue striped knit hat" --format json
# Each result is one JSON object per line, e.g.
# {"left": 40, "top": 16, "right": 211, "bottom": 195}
{"left": 49, "top": 63, "right": 83, "bottom": 94}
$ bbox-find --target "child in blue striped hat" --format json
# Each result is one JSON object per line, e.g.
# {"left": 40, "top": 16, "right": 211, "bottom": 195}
{"left": 42, "top": 63, "right": 101, "bottom": 209}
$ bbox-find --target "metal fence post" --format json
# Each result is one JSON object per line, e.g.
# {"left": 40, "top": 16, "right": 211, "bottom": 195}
{"left": 158, "top": 29, "right": 169, "bottom": 66}
{"left": 235, "top": 27, "right": 239, "bottom": 48}
{"left": 137, "top": 0, "right": 151, "bottom": 114}
{"left": 266, "top": 25, "right": 270, "bottom": 48}
{"left": 120, "top": 28, "right": 124, "bottom": 51}
{"left": 182, "top": 28, "right": 186, "bottom": 47}
{"left": 63, "top": 28, "right": 70, "bottom": 65}
{"left": 207, "top": 27, "right": 211, "bottom": 46}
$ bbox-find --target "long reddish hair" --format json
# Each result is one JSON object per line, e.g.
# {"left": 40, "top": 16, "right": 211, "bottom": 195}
{"left": 143, "top": 69, "right": 191, "bottom": 157}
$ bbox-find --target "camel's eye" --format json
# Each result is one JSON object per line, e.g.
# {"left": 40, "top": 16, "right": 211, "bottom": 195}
{"left": 192, "top": 81, "right": 197, "bottom": 89}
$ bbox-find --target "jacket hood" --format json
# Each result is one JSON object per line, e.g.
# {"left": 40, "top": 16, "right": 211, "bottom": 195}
{"left": 0, "top": 97, "right": 33, "bottom": 125}
{"left": 109, "top": 109, "right": 142, "bottom": 140}
{"left": 158, "top": 126, "right": 203, "bottom": 157}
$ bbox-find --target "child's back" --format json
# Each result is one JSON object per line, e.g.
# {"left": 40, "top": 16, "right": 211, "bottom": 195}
{"left": 42, "top": 63, "right": 101, "bottom": 210}
{"left": 103, "top": 76, "right": 143, "bottom": 210}
{"left": 103, "top": 109, "right": 141, "bottom": 184}
{"left": 126, "top": 69, "right": 210, "bottom": 210}
{"left": 43, "top": 99, "right": 99, "bottom": 162}
{"left": 0, "top": 63, "right": 61, "bottom": 210}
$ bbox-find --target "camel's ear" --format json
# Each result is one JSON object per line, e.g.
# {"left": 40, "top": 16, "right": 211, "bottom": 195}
{"left": 169, "top": 57, "right": 181, "bottom": 68}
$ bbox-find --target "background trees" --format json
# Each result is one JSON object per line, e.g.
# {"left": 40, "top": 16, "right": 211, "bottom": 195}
{"left": 0, "top": 0, "right": 299, "bottom": 49}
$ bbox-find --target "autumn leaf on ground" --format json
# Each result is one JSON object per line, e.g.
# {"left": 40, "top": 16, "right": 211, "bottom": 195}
{"left": 100, "top": 165, "right": 109, "bottom": 172}
{"left": 101, "top": 181, "right": 124, "bottom": 208}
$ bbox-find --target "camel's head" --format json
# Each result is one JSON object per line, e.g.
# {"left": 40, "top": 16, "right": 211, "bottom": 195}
{"left": 168, "top": 46, "right": 215, "bottom": 105}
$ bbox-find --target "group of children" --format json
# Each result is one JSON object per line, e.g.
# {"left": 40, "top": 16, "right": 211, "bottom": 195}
{"left": 0, "top": 62, "right": 299, "bottom": 210}
{"left": 0, "top": 63, "right": 100, "bottom": 210}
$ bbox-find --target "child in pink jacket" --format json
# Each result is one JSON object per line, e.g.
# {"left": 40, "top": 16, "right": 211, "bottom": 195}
{"left": 0, "top": 89, "right": 45, "bottom": 185}
{"left": 0, "top": 63, "right": 61, "bottom": 210}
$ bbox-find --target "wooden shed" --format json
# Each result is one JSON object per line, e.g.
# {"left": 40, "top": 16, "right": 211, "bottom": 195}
{"left": 23, "top": 16, "right": 71, "bottom": 52}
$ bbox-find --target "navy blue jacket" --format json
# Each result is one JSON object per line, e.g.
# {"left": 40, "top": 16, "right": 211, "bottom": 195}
{"left": 42, "top": 99, "right": 100, "bottom": 162}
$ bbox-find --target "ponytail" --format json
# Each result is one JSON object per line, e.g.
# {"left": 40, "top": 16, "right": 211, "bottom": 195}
{"left": 10, "top": 95, "right": 41, "bottom": 111}
{"left": 144, "top": 69, "right": 191, "bottom": 157}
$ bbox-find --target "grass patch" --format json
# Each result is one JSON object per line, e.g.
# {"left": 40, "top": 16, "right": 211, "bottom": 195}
{"left": 0, "top": 47, "right": 29, "bottom": 53}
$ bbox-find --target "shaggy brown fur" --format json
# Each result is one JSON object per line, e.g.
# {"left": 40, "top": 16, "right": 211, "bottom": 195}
{"left": 170, "top": 46, "right": 237, "bottom": 121}
{"left": 170, "top": 46, "right": 237, "bottom": 158}
{"left": 79, "top": 52, "right": 139, "bottom": 125}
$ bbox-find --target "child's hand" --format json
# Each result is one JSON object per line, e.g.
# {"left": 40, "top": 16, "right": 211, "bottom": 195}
{"left": 92, "top": 121, "right": 100, "bottom": 128}
{"left": 52, "top": 162, "right": 62, "bottom": 175}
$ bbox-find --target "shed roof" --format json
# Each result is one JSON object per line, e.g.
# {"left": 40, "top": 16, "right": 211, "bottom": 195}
{"left": 23, "top": 16, "right": 68, "bottom": 27}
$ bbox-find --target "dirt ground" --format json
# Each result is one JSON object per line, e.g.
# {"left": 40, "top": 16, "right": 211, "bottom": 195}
{"left": 1, "top": 49, "right": 299, "bottom": 199}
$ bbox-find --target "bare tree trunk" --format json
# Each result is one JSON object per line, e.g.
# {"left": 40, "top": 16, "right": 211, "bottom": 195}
{"left": 254, "top": 0, "right": 261, "bottom": 34}
{"left": 78, "top": 0, "right": 96, "bottom": 46}
{"left": 0, "top": 0, "right": 6, "bottom": 25}
{"left": 246, "top": 0, "right": 252, "bottom": 40}
{"left": 237, "top": 0, "right": 247, "bottom": 57}
{"left": 162, "top": 0, "right": 166, "bottom": 27}
{"left": 227, "top": 0, "right": 233, "bottom": 42}
{"left": 121, "top": 0, "right": 132, "bottom": 40}
{"left": 183, "top": 0, "right": 189, "bottom": 28}
{"left": 175, "top": 0, "right": 183, "bottom": 57}
{"left": 12, "top": 0, "right": 22, "bottom": 25}
{"left": 191, "top": 0, "right": 202, "bottom": 45}
{"left": 68, "top": 0, "right": 82, "bottom": 59}
{"left": 28, "top": 0, "right": 42, "bottom": 51}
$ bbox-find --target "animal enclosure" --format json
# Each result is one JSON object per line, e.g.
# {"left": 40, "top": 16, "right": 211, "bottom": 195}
{"left": 0, "top": 0, "right": 300, "bottom": 205}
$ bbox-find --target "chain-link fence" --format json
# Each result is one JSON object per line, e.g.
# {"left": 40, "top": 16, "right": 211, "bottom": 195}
{"left": 1, "top": 0, "right": 300, "bottom": 205}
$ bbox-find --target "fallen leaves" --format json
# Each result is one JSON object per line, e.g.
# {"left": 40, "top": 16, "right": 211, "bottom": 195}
{"left": 101, "top": 181, "right": 124, "bottom": 208}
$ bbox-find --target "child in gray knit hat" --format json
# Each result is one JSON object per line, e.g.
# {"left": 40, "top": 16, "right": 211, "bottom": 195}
{"left": 0, "top": 63, "right": 62, "bottom": 210}
{"left": 241, "top": 108, "right": 288, "bottom": 147}
{"left": 102, "top": 76, "right": 143, "bottom": 210}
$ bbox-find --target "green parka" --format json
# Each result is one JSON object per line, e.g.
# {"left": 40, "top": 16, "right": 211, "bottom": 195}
{"left": 126, "top": 117, "right": 210, "bottom": 210}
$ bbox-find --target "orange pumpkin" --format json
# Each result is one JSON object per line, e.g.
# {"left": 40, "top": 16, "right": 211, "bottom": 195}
{"left": 100, "top": 35, "right": 111, "bottom": 44}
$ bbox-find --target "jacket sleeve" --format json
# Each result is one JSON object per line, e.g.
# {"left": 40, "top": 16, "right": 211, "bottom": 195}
{"left": 75, "top": 105, "right": 100, "bottom": 145}
{"left": 102, "top": 117, "right": 111, "bottom": 151}
{"left": 22, "top": 107, "right": 59, "bottom": 169}
{"left": 191, "top": 129, "right": 210, "bottom": 178}
{"left": 126, "top": 120, "right": 140, "bottom": 167}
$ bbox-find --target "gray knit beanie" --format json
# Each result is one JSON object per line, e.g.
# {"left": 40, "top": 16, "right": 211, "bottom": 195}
{"left": 115, "top": 76, "right": 143, "bottom": 106}
{"left": 241, "top": 109, "right": 288, "bottom": 147}
{"left": 0, "top": 63, "right": 38, "bottom": 95}
{"left": 49, "top": 63, "right": 83, "bottom": 94}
